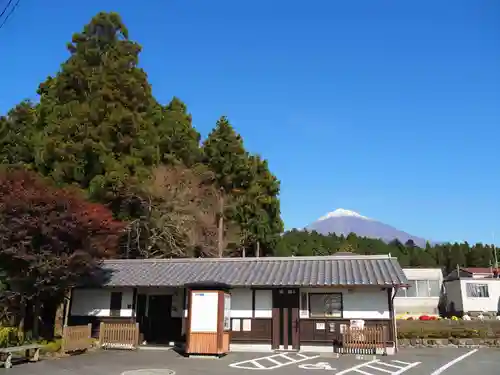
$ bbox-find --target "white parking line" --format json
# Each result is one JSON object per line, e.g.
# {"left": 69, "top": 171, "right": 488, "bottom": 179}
{"left": 365, "top": 364, "right": 393, "bottom": 373}
{"left": 335, "top": 359, "right": 420, "bottom": 375}
{"left": 336, "top": 360, "right": 379, "bottom": 375}
{"left": 429, "top": 349, "right": 478, "bottom": 375}
{"left": 266, "top": 357, "right": 284, "bottom": 365}
{"left": 229, "top": 352, "right": 320, "bottom": 370}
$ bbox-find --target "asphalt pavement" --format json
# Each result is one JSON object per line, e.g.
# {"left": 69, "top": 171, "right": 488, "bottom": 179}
{"left": 1, "top": 346, "right": 498, "bottom": 375}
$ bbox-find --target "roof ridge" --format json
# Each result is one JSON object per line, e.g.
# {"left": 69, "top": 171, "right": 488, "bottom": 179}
{"left": 102, "top": 254, "right": 395, "bottom": 264}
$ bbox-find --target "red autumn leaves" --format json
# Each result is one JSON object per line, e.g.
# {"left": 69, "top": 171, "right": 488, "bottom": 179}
{"left": 0, "top": 168, "right": 125, "bottom": 295}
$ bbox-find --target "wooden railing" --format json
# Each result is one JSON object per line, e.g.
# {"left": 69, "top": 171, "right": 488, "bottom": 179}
{"left": 98, "top": 323, "right": 139, "bottom": 350}
{"left": 62, "top": 324, "right": 92, "bottom": 353}
{"left": 334, "top": 327, "right": 387, "bottom": 355}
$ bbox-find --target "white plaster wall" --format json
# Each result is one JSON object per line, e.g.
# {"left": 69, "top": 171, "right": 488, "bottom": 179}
{"left": 300, "top": 287, "right": 390, "bottom": 319}
{"left": 254, "top": 290, "right": 272, "bottom": 318}
{"left": 224, "top": 288, "right": 273, "bottom": 318}
{"left": 71, "top": 288, "right": 134, "bottom": 317}
{"left": 230, "top": 288, "right": 253, "bottom": 318}
{"left": 461, "top": 279, "right": 500, "bottom": 313}
{"left": 394, "top": 297, "right": 439, "bottom": 314}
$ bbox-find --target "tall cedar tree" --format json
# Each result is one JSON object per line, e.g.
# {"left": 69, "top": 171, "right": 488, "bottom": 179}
{"left": 155, "top": 97, "right": 201, "bottom": 167}
{"left": 0, "top": 168, "right": 125, "bottom": 299}
{"left": 235, "top": 155, "right": 283, "bottom": 256}
{"left": 35, "top": 12, "right": 158, "bottom": 207}
{"left": 202, "top": 116, "right": 253, "bottom": 255}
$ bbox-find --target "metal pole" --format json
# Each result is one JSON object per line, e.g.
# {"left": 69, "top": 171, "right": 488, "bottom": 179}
{"left": 493, "top": 232, "right": 498, "bottom": 270}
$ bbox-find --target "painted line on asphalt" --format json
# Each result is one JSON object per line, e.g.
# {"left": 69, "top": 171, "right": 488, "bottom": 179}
{"left": 335, "top": 360, "right": 379, "bottom": 375}
{"left": 334, "top": 359, "right": 420, "bottom": 375}
{"left": 429, "top": 349, "right": 479, "bottom": 375}
{"left": 229, "top": 352, "right": 320, "bottom": 370}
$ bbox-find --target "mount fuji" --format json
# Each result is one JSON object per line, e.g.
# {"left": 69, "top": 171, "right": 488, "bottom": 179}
{"left": 305, "top": 209, "right": 429, "bottom": 248}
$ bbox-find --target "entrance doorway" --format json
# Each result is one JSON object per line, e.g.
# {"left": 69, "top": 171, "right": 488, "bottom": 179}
{"left": 273, "top": 288, "right": 300, "bottom": 350}
{"left": 147, "top": 295, "right": 172, "bottom": 343}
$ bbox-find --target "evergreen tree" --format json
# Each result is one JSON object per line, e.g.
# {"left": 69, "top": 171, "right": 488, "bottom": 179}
{"left": 0, "top": 101, "right": 39, "bottom": 166}
{"left": 35, "top": 12, "right": 159, "bottom": 206}
{"left": 234, "top": 155, "right": 283, "bottom": 257}
{"left": 202, "top": 116, "right": 253, "bottom": 255}
{"left": 154, "top": 97, "right": 201, "bottom": 167}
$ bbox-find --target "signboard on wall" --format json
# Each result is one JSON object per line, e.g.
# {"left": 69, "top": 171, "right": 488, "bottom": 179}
{"left": 190, "top": 292, "right": 218, "bottom": 333}
{"left": 224, "top": 293, "right": 231, "bottom": 331}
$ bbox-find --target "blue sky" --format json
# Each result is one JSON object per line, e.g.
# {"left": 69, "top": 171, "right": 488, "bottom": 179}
{"left": 1, "top": 0, "right": 499, "bottom": 245}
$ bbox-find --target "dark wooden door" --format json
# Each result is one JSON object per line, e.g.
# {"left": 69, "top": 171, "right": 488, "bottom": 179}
{"left": 136, "top": 294, "right": 148, "bottom": 338}
{"left": 147, "top": 295, "right": 172, "bottom": 343}
{"left": 273, "top": 288, "right": 300, "bottom": 350}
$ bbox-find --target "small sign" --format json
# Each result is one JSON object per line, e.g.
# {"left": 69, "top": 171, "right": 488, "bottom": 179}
{"left": 350, "top": 319, "right": 365, "bottom": 330}
{"left": 315, "top": 322, "right": 325, "bottom": 330}
{"left": 242, "top": 319, "right": 252, "bottom": 332}
{"left": 328, "top": 323, "right": 335, "bottom": 332}
{"left": 232, "top": 319, "right": 241, "bottom": 331}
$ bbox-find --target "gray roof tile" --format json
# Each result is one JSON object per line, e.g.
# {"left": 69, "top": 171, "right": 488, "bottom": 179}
{"left": 100, "top": 255, "right": 408, "bottom": 287}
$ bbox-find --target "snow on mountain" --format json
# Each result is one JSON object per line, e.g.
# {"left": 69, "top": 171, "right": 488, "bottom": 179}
{"left": 306, "top": 208, "right": 429, "bottom": 248}
{"left": 317, "top": 208, "right": 372, "bottom": 221}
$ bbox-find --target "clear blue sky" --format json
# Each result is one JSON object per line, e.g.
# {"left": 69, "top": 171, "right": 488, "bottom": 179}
{"left": 1, "top": 0, "right": 499, "bottom": 245}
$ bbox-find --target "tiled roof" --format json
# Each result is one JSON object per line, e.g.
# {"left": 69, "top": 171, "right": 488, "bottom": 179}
{"left": 99, "top": 255, "right": 408, "bottom": 288}
{"left": 462, "top": 267, "right": 496, "bottom": 274}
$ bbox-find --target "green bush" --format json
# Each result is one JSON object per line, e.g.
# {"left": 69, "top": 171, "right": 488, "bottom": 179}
{"left": 0, "top": 326, "right": 21, "bottom": 348}
{"left": 397, "top": 320, "right": 500, "bottom": 339}
{"left": 39, "top": 339, "right": 62, "bottom": 354}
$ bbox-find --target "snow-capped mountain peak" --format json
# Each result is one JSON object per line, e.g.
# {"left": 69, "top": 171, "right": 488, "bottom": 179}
{"left": 318, "top": 208, "right": 370, "bottom": 221}
{"left": 306, "top": 208, "right": 431, "bottom": 248}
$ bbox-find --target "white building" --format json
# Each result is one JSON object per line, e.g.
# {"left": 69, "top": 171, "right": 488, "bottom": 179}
{"left": 67, "top": 255, "right": 409, "bottom": 352}
{"left": 394, "top": 268, "right": 443, "bottom": 316}
{"left": 442, "top": 267, "right": 500, "bottom": 316}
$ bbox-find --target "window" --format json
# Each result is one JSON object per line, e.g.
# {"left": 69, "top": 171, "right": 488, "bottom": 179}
{"left": 396, "top": 288, "right": 406, "bottom": 297}
{"left": 405, "top": 280, "right": 417, "bottom": 297}
{"left": 308, "top": 293, "right": 342, "bottom": 318}
{"left": 428, "top": 280, "right": 441, "bottom": 297}
{"left": 466, "top": 283, "right": 489, "bottom": 298}
{"left": 397, "top": 280, "right": 441, "bottom": 298}
{"left": 109, "top": 292, "right": 122, "bottom": 317}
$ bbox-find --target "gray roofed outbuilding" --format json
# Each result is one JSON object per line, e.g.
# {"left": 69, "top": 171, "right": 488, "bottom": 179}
{"left": 99, "top": 254, "right": 409, "bottom": 288}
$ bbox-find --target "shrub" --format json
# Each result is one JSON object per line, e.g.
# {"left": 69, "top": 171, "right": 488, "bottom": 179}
{"left": 40, "top": 339, "right": 62, "bottom": 353}
{"left": 0, "top": 327, "right": 21, "bottom": 348}
{"left": 397, "top": 320, "right": 500, "bottom": 339}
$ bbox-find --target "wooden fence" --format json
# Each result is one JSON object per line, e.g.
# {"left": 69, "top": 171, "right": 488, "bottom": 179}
{"left": 62, "top": 324, "right": 92, "bottom": 353}
{"left": 334, "top": 327, "right": 387, "bottom": 355}
{"left": 98, "top": 323, "right": 140, "bottom": 350}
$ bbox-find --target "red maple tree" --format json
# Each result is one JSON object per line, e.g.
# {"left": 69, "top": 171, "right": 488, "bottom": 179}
{"left": 0, "top": 168, "right": 126, "bottom": 298}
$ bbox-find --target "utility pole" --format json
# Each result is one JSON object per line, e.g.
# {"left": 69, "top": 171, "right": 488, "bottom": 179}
{"left": 217, "top": 188, "right": 224, "bottom": 258}
{"left": 493, "top": 232, "right": 499, "bottom": 270}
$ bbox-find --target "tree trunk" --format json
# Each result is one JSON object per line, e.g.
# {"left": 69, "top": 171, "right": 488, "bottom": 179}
{"left": 256, "top": 241, "right": 260, "bottom": 258}
{"left": 18, "top": 300, "right": 26, "bottom": 342}
{"left": 217, "top": 192, "right": 224, "bottom": 257}
{"left": 32, "top": 297, "right": 40, "bottom": 339}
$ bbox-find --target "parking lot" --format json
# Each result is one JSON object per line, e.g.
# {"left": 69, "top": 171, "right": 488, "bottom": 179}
{"left": 2, "top": 347, "right": 499, "bottom": 375}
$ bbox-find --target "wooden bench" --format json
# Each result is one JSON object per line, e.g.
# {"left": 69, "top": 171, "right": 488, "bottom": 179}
{"left": 0, "top": 344, "right": 42, "bottom": 368}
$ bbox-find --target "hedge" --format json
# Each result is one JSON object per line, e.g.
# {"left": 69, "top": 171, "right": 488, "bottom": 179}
{"left": 397, "top": 320, "right": 500, "bottom": 339}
